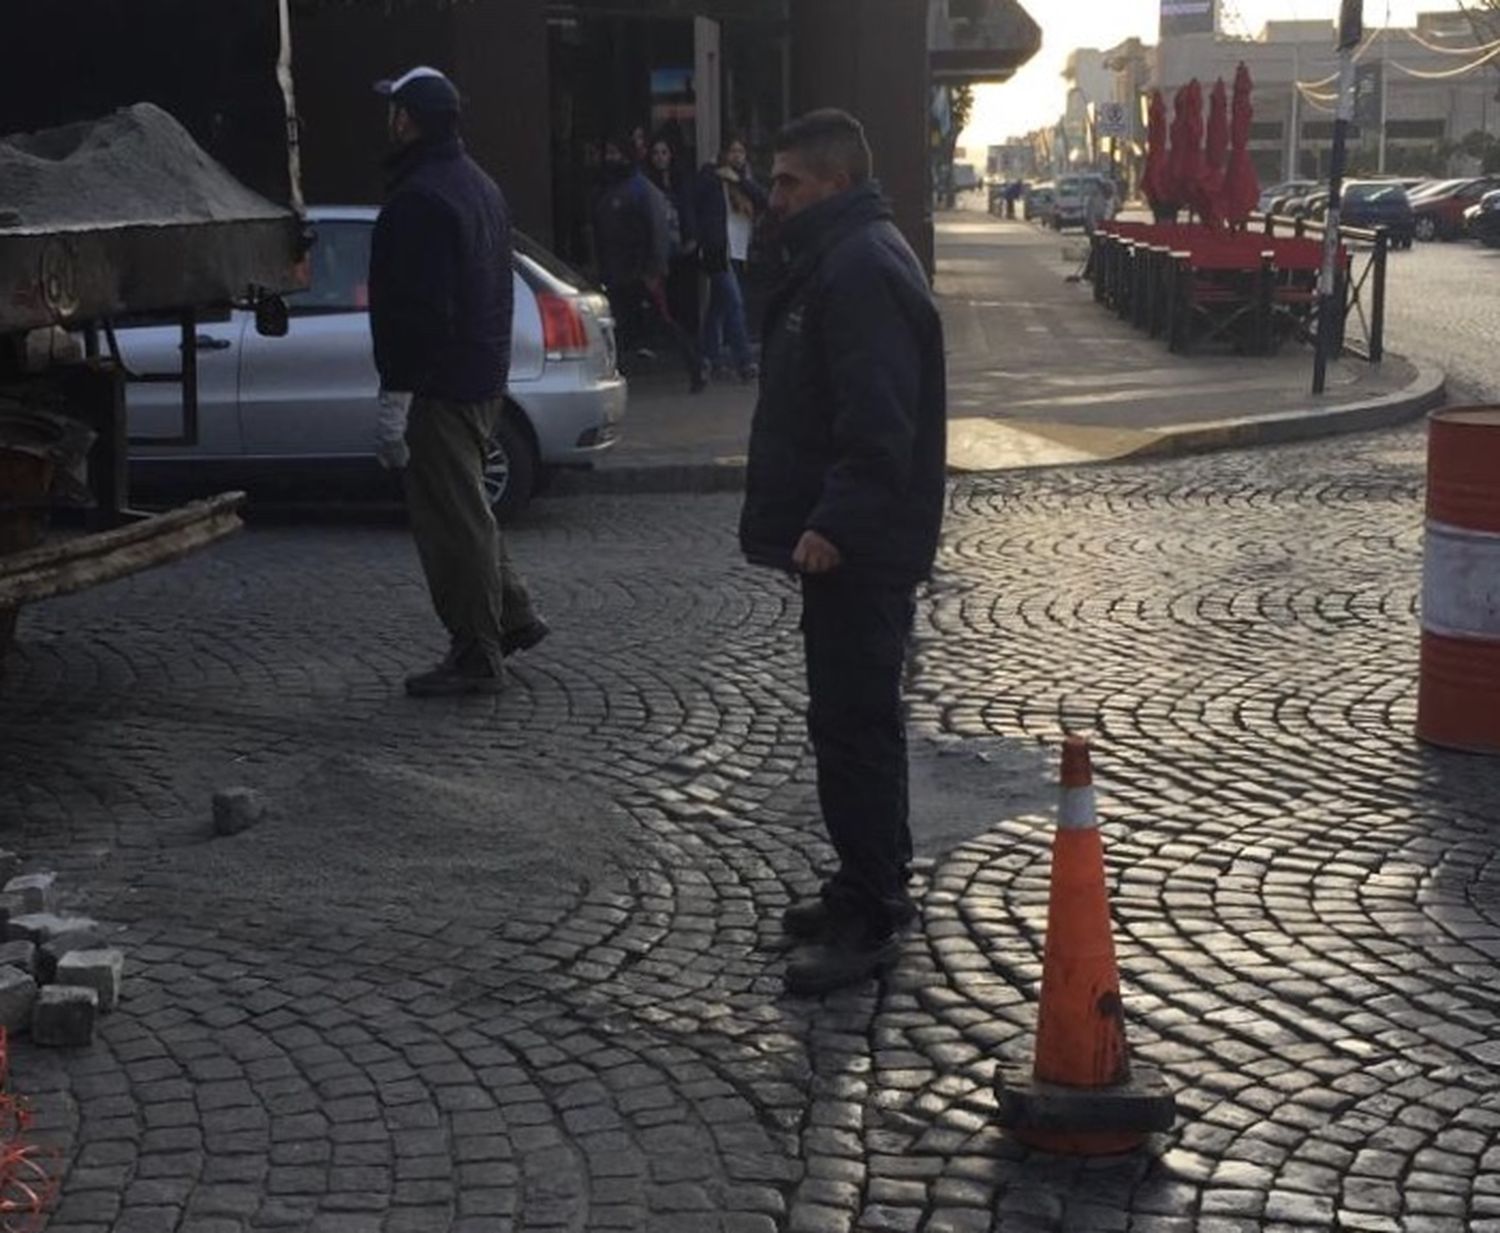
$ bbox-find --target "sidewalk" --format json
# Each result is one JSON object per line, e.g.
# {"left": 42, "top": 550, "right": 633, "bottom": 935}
{"left": 567, "top": 212, "right": 1443, "bottom": 490}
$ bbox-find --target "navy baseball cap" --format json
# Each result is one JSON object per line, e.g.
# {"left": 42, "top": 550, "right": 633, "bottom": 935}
{"left": 374, "top": 66, "right": 461, "bottom": 115}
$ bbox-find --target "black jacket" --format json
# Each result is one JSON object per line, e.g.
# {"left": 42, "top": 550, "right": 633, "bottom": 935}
{"left": 594, "top": 164, "right": 670, "bottom": 286}
{"left": 694, "top": 163, "right": 768, "bottom": 270}
{"left": 740, "top": 183, "right": 946, "bottom": 586}
{"left": 369, "top": 135, "right": 513, "bottom": 402}
{"left": 646, "top": 165, "right": 698, "bottom": 254}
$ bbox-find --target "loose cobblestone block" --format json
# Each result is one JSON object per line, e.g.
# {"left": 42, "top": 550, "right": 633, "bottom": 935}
{"left": 0, "top": 965, "right": 36, "bottom": 1031}
{"left": 32, "top": 983, "right": 95, "bottom": 1046}
{"left": 56, "top": 948, "right": 125, "bottom": 1012}
{"left": 0, "top": 940, "right": 36, "bottom": 975}
{"left": 3, "top": 871, "right": 56, "bottom": 914}
{"left": 37, "top": 927, "right": 107, "bottom": 983}
{"left": 6, "top": 912, "right": 97, "bottom": 945}
{"left": 212, "top": 787, "right": 266, "bottom": 837}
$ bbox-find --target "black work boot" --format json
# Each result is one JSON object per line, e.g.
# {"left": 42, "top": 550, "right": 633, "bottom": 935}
{"left": 782, "top": 890, "right": 915, "bottom": 942}
{"left": 500, "top": 617, "right": 550, "bottom": 658}
{"left": 405, "top": 644, "right": 505, "bottom": 697}
{"left": 784, "top": 918, "right": 906, "bottom": 997}
{"left": 781, "top": 897, "right": 837, "bottom": 941}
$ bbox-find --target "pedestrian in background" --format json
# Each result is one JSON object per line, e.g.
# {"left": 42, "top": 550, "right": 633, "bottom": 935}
{"left": 695, "top": 136, "right": 767, "bottom": 383}
{"left": 368, "top": 66, "right": 548, "bottom": 697}
{"left": 1083, "top": 181, "right": 1106, "bottom": 234}
{"left": 645, "top": 134, "right": 700, "bottom": 347}
{"left": 1004, "top": 179, "right": 1023, "bottom": 219}
{"left": 596, "top": 136, "right": 704, "bottom": 393}
{"left": 739, "top": 109, "right": 947, "bottom": 995}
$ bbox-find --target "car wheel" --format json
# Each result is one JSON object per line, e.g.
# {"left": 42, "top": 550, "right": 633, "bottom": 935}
{"left": 1414, "top": 216, "right": 1437, "bottom": 242}
{"left": 482, "top": 410, "right": 537, "bottom": 524}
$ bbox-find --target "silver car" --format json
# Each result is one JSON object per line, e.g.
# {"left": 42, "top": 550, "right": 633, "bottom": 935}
{"left": 124, "top": 206, "right": 625, "bottom": 520}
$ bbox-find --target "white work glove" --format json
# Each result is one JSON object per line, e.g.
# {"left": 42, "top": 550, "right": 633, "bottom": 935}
{"left": 375, "top": 390, "right": 412, "bottom": 470}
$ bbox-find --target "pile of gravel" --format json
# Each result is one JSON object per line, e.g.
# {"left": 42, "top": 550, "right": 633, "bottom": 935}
{"left": 0, "top": 102, "right": 287, "bottom": 233}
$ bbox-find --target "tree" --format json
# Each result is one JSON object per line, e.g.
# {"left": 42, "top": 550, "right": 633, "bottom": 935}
{"left": 934, "top": 85, "right": 977, "bottom": 208}
{"left": 1455, "top": 1, "right": 1500, "bottom": 94}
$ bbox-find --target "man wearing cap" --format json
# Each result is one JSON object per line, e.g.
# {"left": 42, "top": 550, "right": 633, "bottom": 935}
{"left": 368, "top": 66, "right": 547, "bottom": 697}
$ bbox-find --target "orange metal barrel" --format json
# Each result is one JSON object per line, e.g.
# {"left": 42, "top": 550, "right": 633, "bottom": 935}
{"left": 1418, "top": 407, "right": 1500, "bottom": 754}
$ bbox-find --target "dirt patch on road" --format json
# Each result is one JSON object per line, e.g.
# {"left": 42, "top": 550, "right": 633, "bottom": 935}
{"left": 139, "top": 751, "right": 641, "bottom": 912}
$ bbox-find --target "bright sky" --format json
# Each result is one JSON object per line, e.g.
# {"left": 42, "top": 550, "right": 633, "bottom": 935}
{"left": 964, "top": 0, "right": 1466, "bottom": 146}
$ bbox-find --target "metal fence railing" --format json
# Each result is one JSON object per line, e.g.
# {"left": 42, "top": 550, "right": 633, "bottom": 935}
{"left": 1253, "top": 213, "right": 1390, "bottom": 365}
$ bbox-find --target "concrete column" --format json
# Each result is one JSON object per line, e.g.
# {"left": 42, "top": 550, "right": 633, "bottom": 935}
{"left": 790, "top": 0, "right": 934, "bottom": 272}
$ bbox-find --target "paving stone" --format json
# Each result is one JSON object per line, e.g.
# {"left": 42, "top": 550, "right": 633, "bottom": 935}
{"left": 32, "top": 982, "right": 96, "bottom": 1046}
{"left": 212, "top": 787, "right": 267, "bottom": 837}
{"left": 7, "top": 913, "right": 97, "bottom": 946}
{"left": 3, "top": 872, "right": 56, "bottom": 915}
{"left": 55, "top": 948, "right": 125, "bottom": 1012}
{"left": 0, "top": 963, "right": 36, "bottom": 1031}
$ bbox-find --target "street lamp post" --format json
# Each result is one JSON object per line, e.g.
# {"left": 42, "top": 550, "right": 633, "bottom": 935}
{"left": 1313, "top": 0, "right": 1364, "bottom": 396}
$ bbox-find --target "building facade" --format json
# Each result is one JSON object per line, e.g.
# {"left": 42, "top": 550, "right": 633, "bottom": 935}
{"left": 1152, "top": 11, "right": 1500, "bottom": 183}
{"left": 290, "top": 0, "right": 1038, "bottom": 274}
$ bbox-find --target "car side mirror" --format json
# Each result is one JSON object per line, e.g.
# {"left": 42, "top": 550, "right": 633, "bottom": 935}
{"left": 255, "top": 295, "right": 290, "bottom": 338}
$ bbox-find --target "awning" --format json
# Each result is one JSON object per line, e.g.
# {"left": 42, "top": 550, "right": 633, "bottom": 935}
{"left": 930, "top": 0, "right": 1041, "bottom": 84}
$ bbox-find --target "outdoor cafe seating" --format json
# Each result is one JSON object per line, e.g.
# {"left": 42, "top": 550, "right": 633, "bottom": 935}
{"left": 1086, "top": 65, "right": 1347, "bottom": 357}
{"left": 1088, "top": 222, "right": 1348, "bottom": 357}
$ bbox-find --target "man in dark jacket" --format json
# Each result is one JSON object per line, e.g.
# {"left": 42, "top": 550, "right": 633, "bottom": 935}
{"left": 369, "top": 66, "right": 547, "bottom": 697}
{"left": 594, "top": 137, "right": 703, "bottom": 392}
{"left": 740, "top": 109, "right": 947, "bottom": 996}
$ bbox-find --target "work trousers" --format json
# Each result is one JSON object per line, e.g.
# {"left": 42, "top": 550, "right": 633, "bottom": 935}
{"left": 800, "top": 573, "right": 917, "bottom": 931}
{"left": 403, "top": 396, "right": 537, "bottom": 670}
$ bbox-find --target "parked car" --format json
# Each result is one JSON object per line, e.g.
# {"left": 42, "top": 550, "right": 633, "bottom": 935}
{"left": 1339, "top": 180, "right": 1415, "bottom": 247}
{"left": 1259, "top": 179, "right": 1317, "bottom": 215}
{"left": 1408, "top": 177, "right": 1466, "bottom": 203}
{"left": 122, "top": 207, "right": 625, "bottom": 521}
{"left": 1024, "top": 182, "right": 1056, "bottom": 223}
{"left": 1047, "top": 174, "right": 1114, "bottom": 230}
{"left": 1412, "top": 176, "right": 1500, "bottom": 241}
{"left": 951, "top": 164, "right": 982, "bottom": 194}
{"left": 1285, "top": 188, "right": 1330, "bottom": 220}
{"left": 1464, "top": 188, "right": 1500, "bottom": 246}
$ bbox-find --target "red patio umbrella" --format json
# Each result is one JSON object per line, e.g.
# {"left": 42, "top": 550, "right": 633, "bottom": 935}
{"left": 1143, "top": 90, "right": 1171, "bottom": 213}
{"left": 1201, "top": 77, "right": 1230, "bottom": 225}
{"left": 1222, "top": 63, "right": 1262, "bottom": 225}
{"left": 1172, "top": 80, "right": 1206, "bottom": 221}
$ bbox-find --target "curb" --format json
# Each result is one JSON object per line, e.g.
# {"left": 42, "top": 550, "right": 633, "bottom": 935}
{"left": 1122, "top": 359, "right": 1447, "bottom": 462}
{"left": 550, "top": 459, "right": 748, "bottom": 497}
{"left": 549, "top": 358, "right": 1447, "bottom": 497}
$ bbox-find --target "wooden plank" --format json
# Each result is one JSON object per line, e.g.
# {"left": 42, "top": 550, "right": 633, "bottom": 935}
{"left": 0, "top": 493, "right": 244, "bottom": 608}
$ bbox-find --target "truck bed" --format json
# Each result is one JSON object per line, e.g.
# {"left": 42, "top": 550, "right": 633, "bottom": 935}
{"left": 0, "top": 104, "right": 304, "bottom": 333}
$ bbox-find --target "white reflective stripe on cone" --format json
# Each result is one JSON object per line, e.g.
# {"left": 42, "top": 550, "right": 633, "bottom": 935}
{"left": 1423, "top": 519, "right": 1500, "bottom": 639}
{"left": 1058, "top": 785, "right": 1097, "bottom": 831}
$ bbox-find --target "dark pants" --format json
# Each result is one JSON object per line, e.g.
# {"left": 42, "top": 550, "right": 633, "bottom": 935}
{"left": 403, "top": 397, "right": 537, "bottom": 671}
{"left": 800, "top": 574, "right": 917, "bottom": 932}
{"left": 608, "top": 280, "right": 700, "bottom": 383}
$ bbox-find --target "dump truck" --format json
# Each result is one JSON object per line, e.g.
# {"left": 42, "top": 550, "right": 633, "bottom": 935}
{"left": 0, "top": 0, "right": 308, "bottom": 667}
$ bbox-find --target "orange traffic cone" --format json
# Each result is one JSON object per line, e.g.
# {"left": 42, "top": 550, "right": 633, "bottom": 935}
{"left": 995, "top": 734, "right": 1175, "bottom": 1154}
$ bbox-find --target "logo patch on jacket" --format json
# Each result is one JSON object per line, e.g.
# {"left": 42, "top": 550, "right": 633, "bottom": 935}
{"left": 784, "top": 306, "right": 805, "bottom": 336}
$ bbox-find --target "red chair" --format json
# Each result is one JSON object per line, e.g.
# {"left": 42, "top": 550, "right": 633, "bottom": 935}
{"left": 1165, "top": 241, "right": 1275, "bottom": 355}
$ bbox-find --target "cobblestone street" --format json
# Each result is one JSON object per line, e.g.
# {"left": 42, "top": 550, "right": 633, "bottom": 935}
{"left": 5, "top": 423, "right": 1500, "bottom": 1233}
